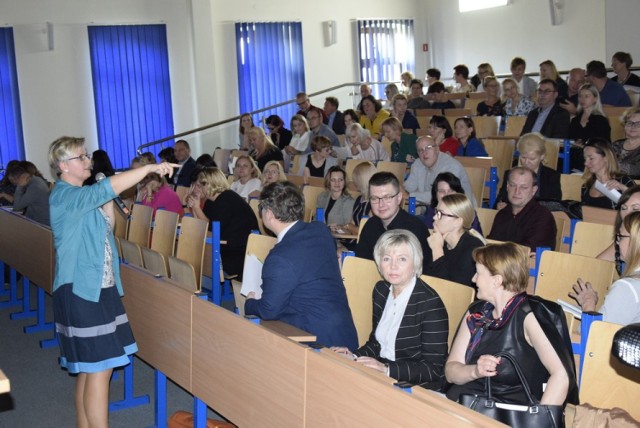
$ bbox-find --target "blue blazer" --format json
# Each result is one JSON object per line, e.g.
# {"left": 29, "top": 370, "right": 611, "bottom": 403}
{"left": 245, "top": 221, "right": 358, "bottom": 349}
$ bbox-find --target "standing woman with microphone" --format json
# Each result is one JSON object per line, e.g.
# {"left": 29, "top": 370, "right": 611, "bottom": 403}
{"left": 48, "top": 136, "right": 178, "bottom": 428}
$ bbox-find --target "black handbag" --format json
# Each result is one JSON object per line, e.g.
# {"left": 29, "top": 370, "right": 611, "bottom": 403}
{"left": 459, "top": 352, "right": 564, "bottom": 428}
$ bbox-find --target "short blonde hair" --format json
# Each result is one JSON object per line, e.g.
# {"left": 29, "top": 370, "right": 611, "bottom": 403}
{"left": 517, "top": 133, "right": 546, "bottom": 156}
{"left": 374, "top": 229, "right": 423, "bottom": 278}
{"left": 234, "top": 155, "right": 261, "bottom": 180}
{"left": 472, "top": 242, "right": 529, "bottom": 293}
{"left": 440, "top": 194, "right": 486, "bottom": 244}
{"left": 48, "top": 136, "right": 85, "bottom": 175}
{"left": 351, "top": 161, "right": 377, "bottom": 199}
{"left": 262, "top": 160, "right": 287, "bottom": 184}
{"left": 197, "top": 167, "right": 229, "bottom": 197}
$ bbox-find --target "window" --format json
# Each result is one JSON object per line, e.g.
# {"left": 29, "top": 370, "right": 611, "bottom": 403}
{"left": 357, "top": 19, "right": 415, "bottom": 99}
{"left": 459, "top": 0, "right": 510, "bottom": 13}
{"left": 0, "top": 28, "right": 25, "bottom": 169}
{"left": 88, "top": 24, "right": 174, "bottom": 169}
{"left": 236, "top": 22, "right": 305, "bottom": 129}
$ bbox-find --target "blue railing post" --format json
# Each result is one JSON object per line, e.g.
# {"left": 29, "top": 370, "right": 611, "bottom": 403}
{"left": 194, "top": 397, "right": 208, "bottom": 428}
{"left": 10, "top": 275, "right": 37, "bottom": 320}
{"left": 488, "top": 167, "right": 499, "bottom": 209}
{"left": 154, "top": 369, "right": 168, "bottom": 428}
{"left": 562, "top": 139, "right": 572, "bottom": 174}
{"left": 341, "top": 250, "right": 355, "bottom": 264}
{"left": 0, "top": 267, "right": 21, "bottom": 308}
{"left": 210, "top": 221, "right": 222, "bottom": 305}
{"left": 108, "top": 356, "right": 150, "bottom": 412}
{"left": 315, "top": 207, "right": 325, "bottom": 223}
{"left": 408, "top": 197, "right": 416, "bottom": 215}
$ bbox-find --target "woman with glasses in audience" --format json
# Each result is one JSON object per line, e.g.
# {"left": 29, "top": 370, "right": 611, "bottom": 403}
{"left": 612, "top": 108, "right": 640, "bottom": 178}
{"left": 48, "top": 137, "right": 178, "bottom": 428}
{"left": 502, "top": 78, "right": 536, "bottom": 117}
{"left": 421, "top": 172, "right": 482, "bottom": 232}
{"left": 317, "top": 166, "right": 355, "bottom": 229}
{"left": 188, "top": 167, "right": 258, "bottom": 278}
{"left": 282, "top": 114, "right": 311, "bottom": 173}
{"left": 454, "top": 117, "right": 488, "bottom": 157}
{"left": 381, "top": 116, "right": 417, "bottom": 164}
{"left": 332, "top": 229, "right": 449, "bottom": 390}
{"left": 230, "top": 155, "right": 262, "bottom": 200}
{"left": 238, "top": 113, "right": 254, "bottom": 150}
{"left": 568, "top": 83, "right": 611, "bottom": 171}
{"left": 476, "top": 76, "right": 504, "bottom": 117}
{"left": 581, "top": 138, "right": 634, "bottom": 210}
{"left": 494, "top": 133, "right": 561, "bottom": 209}
{"left": 265, "top": 115, "right": 292, "bottom": 151}
{"left": 425, "top": 194, "right": 485, "bottom": 288}
{"left": 248, "top": 127, "right": 283, "bottom": 172}
{"left": 445, "top": 242, "right": 576, "bottom": 408}
{"left": 248, "top": 160, "right": 287, "bottom": 199}
{"left": 597, "top": 186, "right": 640, "bottom": 273}
{"left": 570, "top": 211, "right": 640, "bottom": 325}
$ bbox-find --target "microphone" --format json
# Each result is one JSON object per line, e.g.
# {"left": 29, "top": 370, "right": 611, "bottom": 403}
{"left": 96, "top": 172, "right": 130, "bottom": 217}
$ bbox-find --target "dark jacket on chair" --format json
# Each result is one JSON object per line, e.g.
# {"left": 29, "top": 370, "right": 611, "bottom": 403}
{"left": 521, "top": 105, "right": 570, "bottom": 139}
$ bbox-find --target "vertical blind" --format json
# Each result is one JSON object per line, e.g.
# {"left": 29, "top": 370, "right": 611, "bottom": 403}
{"left": 357, "top": 19, "right": 415, "bottom": 99}
{"left": 0, "top": 27, "right": 25, "bottom": 171}
{"left": 88, "top": 24, "right": 174, "bottom": 169}
{"left": 236, "top": 22, "right": 305, "bottom": 131}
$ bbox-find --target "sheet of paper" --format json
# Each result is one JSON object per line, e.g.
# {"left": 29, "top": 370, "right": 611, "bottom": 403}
{"left": 594, "top": 180, "right": 622, "bottom": 204}
{"left": 240, "top": 253, "right": 264, "bottom": 298}
{"left": 556, "top": 299, "right": 582, "bottom": 320}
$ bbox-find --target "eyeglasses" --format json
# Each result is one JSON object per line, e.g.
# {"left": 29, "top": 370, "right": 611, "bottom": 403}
{"left": 616, "top": 233, "right": 631, "bottom": 243}
{"left": 308, "top": 116, "right": 320, "bottom": 121}
{"left": 297, "top": 100, "right": 309, "bottom": 107}
{"left": 536, "top": 89, "right": 556, "bottom": 95}
{"left": 435, "top": 209, "right": 458, "bottom": 220}
{"left": 370, "top": 192, "right": 399, "bottom": 205}
{"left": 417, "top": 145, "right": 436, "bottom": 154}
{"left": 624, "top": 120, "right": 640, "bottom": 129}
{"left": 67, "top": 154, "right": 91, "bottom": 162}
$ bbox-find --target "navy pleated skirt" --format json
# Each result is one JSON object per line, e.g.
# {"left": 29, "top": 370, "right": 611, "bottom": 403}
{"left": 53, "top": 283, "right": 138, "bottom": 374}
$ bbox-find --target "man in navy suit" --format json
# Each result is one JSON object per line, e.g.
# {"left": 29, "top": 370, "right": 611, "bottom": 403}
{"left": 244, "top": 182, "right": 358, "bottom": 349}
{"left": 172, "top": 139, "right": 197, "bottom": 188}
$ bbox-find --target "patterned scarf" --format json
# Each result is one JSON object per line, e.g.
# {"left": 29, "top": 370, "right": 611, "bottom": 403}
{"left": 465, "top": 292, "right": 527, "bottom": 363}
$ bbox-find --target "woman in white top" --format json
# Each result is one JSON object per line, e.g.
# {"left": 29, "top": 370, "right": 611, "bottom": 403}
{"left": 283, "top": 114, "right": 310, "bottom": 172}
{"left": 230, "top": 155, "right": 261, "bottom": 199}
{"left": 336, "top": 123, "right": 389, "bottom": 162}
{"left": 570, "top": 211, "right": 640, "bottom": 325}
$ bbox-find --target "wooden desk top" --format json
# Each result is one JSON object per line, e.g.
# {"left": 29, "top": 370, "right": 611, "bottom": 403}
{"left": 331, "top": 232, "right": 358, "bottom": 240}
{"left": 261, "top": 320, "right": 316, "bottom": 343}
{"left": 0, "top": 369, "right": 10, "bottom": 394}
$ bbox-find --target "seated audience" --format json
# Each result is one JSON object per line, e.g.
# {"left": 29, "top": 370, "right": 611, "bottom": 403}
{"left": 187, "top": 167, "right": 258, "bottom": 277}
{"left": 139, "top": 172, "right": 184, "bottom": 216}
{"left": 521, "top": 79, "right": 570, "bottom": 139}
{"left": 323, "top": 96, "right": 346, "bottom": 135}
{"left": 612, "top": 107, "right": 640, "bottom": 178}
{"left": 238, "top": 113, "right": 254, "bottom": 150}
{"left": 84, "top": 149, "right": 115, "bottom": 186}
{"left": 405, "top": 136, "right": 477, "bottom": 206}
{"left": 140, "top": 152, "right": 157, "bottom": 165}
{"left": 381, "top": 116, "right": 417, "bottom": 164}
{"left": 445, "top": 242, "right": 577, "bottom": 407}
{"left": 308, "top": 108, "right": 340, "bottom": 148}
{"left": 283, "top": 114, "right": 310, "bottom": 173}
{"left": 509, "top": 56, "right": 537, "bottom": 98}
{"left": 343, "top": 109, "right": 359, "bottom": 129}
{"left": 597, "top": 186, "right": 640, "bottom": 273}
{"left": 425, "top": 194, "right": 486, "bottom": 288}
{"left": 570, "top": 211, "right": 640, "bottom": 325}
{"left": 190, "top": 153, "right": 217, "bottom": 184}
{"left": 476, "top": 76, "right": 504, "bottom": 117}
{"left": 568, "top": 83, "right": 611, "bottom": 171}
{"left": 472, "top": 63, "right": 495, "bottom": 92}
{"left": 172, "top": 140, "right": 197, "bottom": 188}
{"left": 585, "top": 60, "right": 632, "bottom": 107}
{"left": 495, "top": 133, "right": 561, "bottom": 208}
{"left": 249, "top": 127, "right": 284, "bottom": 171}
{"left": 502, "top": 78, "right": 536, "bottom": 117}
{"left": 158, "top": 146, "right": 178, "bottom": 164}
{"left": 539, "top": 59, "right": 569, "bottom": 100}
{"left": 581, "top": 138, "right": 634, "bottom": 210}
{"left": 488, "top": 167, "right": 557, "bottom": 251}
{"left": 248, "top": 159, "right": 288, "bottom": 200}
{"left": 266, "top": 115, "right": 292, "bottom": 150}
{"left": 611, "top": 51, "right": 640, "bottom": 88}
{"left": 0, "top": 160, "right": 19, "bottom": 206}
{"left": 295, "top": 92, "right": 327, "bottom": 123}
{"left": 425, "top": 68, "right": 441, "bottom": 86}
{"left": 454, "top": 117, "right": 488, "bottom": 157}
{"left": 337, "top": 123, "right": 389, "bottom": 162}
{"left": 559, "top": 68, "right": 586, "bottom": 115}
{"left": 407, "top": 79, "right": 431, "bottom": 110}
{"left": 357, "top": 84, "right": 372, "bottom": 111}
{"left": 342, "top": 161, "right": 376, "bottom": 237}
{"left": 390, "top": 93, "right": 420, "bottom": 131}
{"left": 230, "top": 155, "right": 262, "bottom": 199}
{"left": 298, "top": 136, "right": 338, "bottom": 180}
{"left": 356, "top": 172, "right": 432, "bottom": 271}
{"left": 451, "top": 64, "right": 475, "bottom": 94}
{"left": 420, "top": 172, "right": 483, "bottom": 234}
{"left": 400, "top": 71, "right": 414, "bottom": 95}
{"left": 383, "top": 84, "right": 399, "bottom": 110}
{"left": 427, "top": 81, "right": 456, "bottom": 111}
{"left": 245, "top": 182, "right": 358, "bottom": 349}
{"left": 428, "top": 115, "right": 459, "bottom": 157}
{"left": 7, "top": 162, "right": 51, "bottom": 226}
{"left": 317, "top": 166, "right": 355, "bottom": 226}
{"left": 358, "top": 95, "right": 391, "bottom": 140}
{"left": 332, "top": 230, "right": 449, "bottom": 390}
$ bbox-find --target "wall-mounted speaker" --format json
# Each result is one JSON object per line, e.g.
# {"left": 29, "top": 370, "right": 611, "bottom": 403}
{"left": 46, "top": 22, "right": 54, "bottom": 50}
{"left": 323, "top": 20, "right": 337, "bottom": 46}
{"left": 549, "top": 0, "right": 564, "bottom": 26}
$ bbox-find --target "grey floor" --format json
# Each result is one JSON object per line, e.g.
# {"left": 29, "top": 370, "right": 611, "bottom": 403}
{"left": 0, "top": 281, "right": 228, "bottom": 428}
